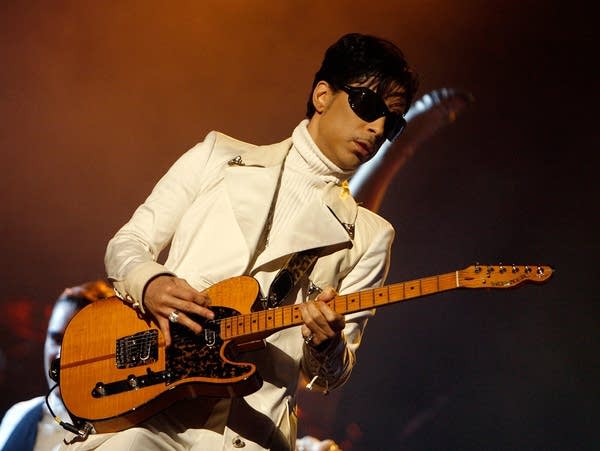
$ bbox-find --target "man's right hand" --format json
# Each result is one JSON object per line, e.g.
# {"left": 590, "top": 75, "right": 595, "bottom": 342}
{"left": 143, "top": 275, "right": 214, "bottom": 346}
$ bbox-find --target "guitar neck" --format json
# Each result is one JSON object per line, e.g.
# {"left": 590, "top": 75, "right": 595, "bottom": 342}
{"left": 219, "top": 271, "right": 459, "bottom": 342}
{"left": 218, "top": 263, "right": 553, "bottom": 343}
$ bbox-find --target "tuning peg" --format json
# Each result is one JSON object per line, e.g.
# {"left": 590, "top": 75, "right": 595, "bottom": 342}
{"left": 511, "top": 264, "right": 519, "bottom": 273}
{"left": 499, "top": 263, "right": 506, "bottom": 273}
{"left": 536, "top": 266, "right": 545, "bottom": 275}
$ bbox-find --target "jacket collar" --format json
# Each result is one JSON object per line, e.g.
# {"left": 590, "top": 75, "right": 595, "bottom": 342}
{"left": 222, "top": 135, "right": 358, "bottom": 267}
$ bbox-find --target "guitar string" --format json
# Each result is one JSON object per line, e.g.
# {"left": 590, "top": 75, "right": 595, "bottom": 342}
{"left": 118, "top": 268, "right": 542, "bottom": 346}
{"left": 119, "top": 284, "right": 394, "bottom": 345}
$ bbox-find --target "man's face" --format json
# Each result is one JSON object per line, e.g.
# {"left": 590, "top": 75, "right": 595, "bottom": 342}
{"left": 307, "top": 80, "right": 407, "bottom": 171}
{"left": 43, "top": 300, "right": 79, "bottom": 390}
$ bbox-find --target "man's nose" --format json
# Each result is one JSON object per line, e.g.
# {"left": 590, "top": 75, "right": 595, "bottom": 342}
{"left": 367, "top": 116, "right": 385, "bottom": 137}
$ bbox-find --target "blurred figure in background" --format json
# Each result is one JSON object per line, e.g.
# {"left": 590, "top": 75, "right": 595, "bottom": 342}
{"left": 0, "top": 280, "right": 113, "bottom": 451}
{"left": 296, "top": 434, "right": 341, "bottom": 451}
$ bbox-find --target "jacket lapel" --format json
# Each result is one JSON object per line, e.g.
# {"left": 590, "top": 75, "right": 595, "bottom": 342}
{"left": 224, "top": 139, "right": 291, "bottom": 260}
{"left": 223, "top": 136, "right": 359, "bottom": 269}
{"left": 253, "top": 181, "right": 358, "bottom": 268}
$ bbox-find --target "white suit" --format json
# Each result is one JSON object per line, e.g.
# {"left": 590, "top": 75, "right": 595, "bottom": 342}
{"left": 65, "top": 121, "right": 394, "bottom": 450}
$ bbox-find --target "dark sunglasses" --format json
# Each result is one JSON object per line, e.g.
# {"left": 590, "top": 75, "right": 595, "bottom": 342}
{"left": 341, "top": 85, "right": 407, "bottom": 141}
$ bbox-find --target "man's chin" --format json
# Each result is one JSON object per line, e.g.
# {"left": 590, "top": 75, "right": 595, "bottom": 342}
{"left": 341, "top": 161, "right": 362, "bottom": 171}
{"left": 357, "top": 153, "right": 374, "bottom": 167}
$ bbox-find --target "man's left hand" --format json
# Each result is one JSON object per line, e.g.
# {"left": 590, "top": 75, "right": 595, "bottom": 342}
{"left": 299, "top": 287, "right": 345, "bottom": 348}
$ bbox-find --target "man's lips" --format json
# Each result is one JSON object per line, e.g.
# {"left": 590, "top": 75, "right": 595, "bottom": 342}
{"left": 354, "top": 139, "right": 374, "bottom": 158}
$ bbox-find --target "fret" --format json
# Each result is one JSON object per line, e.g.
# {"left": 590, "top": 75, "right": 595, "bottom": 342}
{"left": 359, "top": 289, "right": 374, "bottom": 309}
{"left": 245, "top": 314, "right": 252, "bottom": 333}
{"left": 421, "top": 276, "right": 439, "bottom": 296}
{"left": 257, "top": 310, "right": 266, "bottom": 332}
{"left": 275, "top": 308, "right": 282, "bottom": 327}
{"left": 237, "top": 316, "right": 245, "bottom": 335}
{"left": 291, "top": 305, "right": 302, "bottom": 326}
{"left": 265, "top": 310, "right": 275, "bottom": 330}
{"left": 333, "top": 295, "right": 344, "bottom": 313}
{"left": 220, "top": 318, "right": 230, "bottom": 340}
{"left": 373, "top": 286, "right": 390, "bottom": 306}
{"left": 404, "top": 280, "right": 421, "bottom": 298}
{"left": 249, "top": 313, "right": 257, "bottom": 333}
{"left": 347, "top": 293, "right": 360, "bottom": 313}
{"left": 229, "top": 317, "right": 236, "bottom": 339}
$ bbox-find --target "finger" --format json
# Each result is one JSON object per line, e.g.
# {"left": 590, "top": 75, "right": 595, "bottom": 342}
{"left": 157, "top": 317, "right": 172, "bottom": 347}
{"left": 309, "top": 301, "right": 337, "bottom": 333}
{"left": 314, "top": 300, "right": 345, "bottom": 332}
{"left": 150, "top": 287, "right": 214, "bottom": 322}
{"left": 299, "top": 302, "right": 335, "bottom": 343}
{"left": 169, "top": 281, "right": 211, "bottom": 307}
{"left": 167, "top": 283, "right": 214, "bottom": 320}
{"left": 315, "top": 286, "right": 337, "bottom": 302}
{"left": 163, "top": 309, "right": 204, "bottom": 342}
{"left": 300, "top": 324, "right": 311, "bottom": 338}
{"left": 300, "top": 325, "right": 317, "bottom": 347}
{"left": 173, "top": 297, "right": 215, "bottom": 321}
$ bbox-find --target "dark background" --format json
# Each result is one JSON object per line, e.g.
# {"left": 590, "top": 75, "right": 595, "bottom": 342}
{"left": 1, "top": 1, "right": 597, "bottom": 449}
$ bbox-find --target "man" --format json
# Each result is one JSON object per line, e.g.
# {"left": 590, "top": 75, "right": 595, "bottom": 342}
{"left": 64, "top": 33, "right": 418, "bottom": 450}
{"left": 0, "top": 280, "right": 113, "bottom": 451}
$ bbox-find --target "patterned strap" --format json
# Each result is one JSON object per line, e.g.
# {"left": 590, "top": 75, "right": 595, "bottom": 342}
{"left": 253, "top": 249, "right": 320, "bottom": 311}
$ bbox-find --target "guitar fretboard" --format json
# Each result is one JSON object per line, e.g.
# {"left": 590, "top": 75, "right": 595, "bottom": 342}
{"left": 219, "top": 271, "right": 459, "bottom": 341}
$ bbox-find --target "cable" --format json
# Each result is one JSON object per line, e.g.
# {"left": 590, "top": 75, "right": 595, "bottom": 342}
{"left": 44, "top": 384, "right": 93, "bottom": 438}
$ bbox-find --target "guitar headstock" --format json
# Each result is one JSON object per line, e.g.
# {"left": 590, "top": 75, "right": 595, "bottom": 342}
{"left": 459, "top": 263, "right": 553, "bottom": 288}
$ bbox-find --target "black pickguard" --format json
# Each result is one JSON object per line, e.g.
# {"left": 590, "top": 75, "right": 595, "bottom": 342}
{"left": 166, "top": 306, "right": 251, "bottom": 383}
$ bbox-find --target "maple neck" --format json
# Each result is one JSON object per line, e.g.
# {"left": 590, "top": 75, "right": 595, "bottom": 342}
{"left": 219, "top": 271, "right": 461, "bottom": 342}
{"left": 218, "top": 264, "right": 553, "bottom": 343}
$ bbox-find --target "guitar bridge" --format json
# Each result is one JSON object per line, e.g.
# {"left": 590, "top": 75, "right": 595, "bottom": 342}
{"left": 116, "top": 329, "right": 159, "bottom": 369}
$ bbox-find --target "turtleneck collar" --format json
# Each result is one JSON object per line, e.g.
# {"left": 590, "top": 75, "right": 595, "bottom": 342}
{"left": 290, "top": 119, "right": 355, "bottom": 184}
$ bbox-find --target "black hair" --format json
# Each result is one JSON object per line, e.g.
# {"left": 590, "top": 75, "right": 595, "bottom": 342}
{"left": 57, "top": 292, "right": 93, "bottom": 311}
{"left": 306, "top": 33, "right": 419, "bottom": 117}
{"left": 53, "top": 280, "right": 112, "bottom": 311}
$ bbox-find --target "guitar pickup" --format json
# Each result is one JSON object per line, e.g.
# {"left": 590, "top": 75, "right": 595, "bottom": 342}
{"left": 204, "top": 328, "right": 217, "bottom": 347}
{"left": 115, "top": 329, "right": 159, "bottom": 369}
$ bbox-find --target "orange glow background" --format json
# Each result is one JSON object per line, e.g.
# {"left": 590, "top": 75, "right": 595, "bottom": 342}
{"left": 1, "top": 2, "right": 596, "bottom": 449}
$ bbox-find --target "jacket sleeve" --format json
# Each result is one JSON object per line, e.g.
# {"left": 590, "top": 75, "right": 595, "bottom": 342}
{"left": 301, "top": 211, "right": 395, "bottom": 391}
{"left": 104, "top": 132, "right": 218, "bottom": 310}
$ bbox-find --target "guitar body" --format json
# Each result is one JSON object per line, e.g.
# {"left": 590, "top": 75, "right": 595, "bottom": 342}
{"left": 59, "top": 276, "right": 263, "bottom": 433}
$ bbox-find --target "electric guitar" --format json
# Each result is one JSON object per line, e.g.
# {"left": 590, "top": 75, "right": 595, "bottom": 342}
{"left": 58, "top": 263, "right": 552, "bottom": 433}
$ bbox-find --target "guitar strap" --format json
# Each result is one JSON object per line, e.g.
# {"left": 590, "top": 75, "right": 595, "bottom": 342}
{"left": 252, "top": 248, "right": 320, "bottom": 311}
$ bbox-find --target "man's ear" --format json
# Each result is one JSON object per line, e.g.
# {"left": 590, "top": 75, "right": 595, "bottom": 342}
{"left": 311, "top": 81, "right": 333, "bottom": 114}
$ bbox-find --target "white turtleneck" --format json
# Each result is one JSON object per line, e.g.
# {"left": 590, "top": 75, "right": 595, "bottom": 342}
{"left": 266, "top": 120, "right": 354, "bottom": 246}
{"left": 248, "top": 120, "right": 354, "bottom": 296}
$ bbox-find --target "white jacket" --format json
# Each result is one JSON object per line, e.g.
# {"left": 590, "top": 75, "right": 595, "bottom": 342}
{"left": 101, "top": 122, "right": 394, "bottom": 450}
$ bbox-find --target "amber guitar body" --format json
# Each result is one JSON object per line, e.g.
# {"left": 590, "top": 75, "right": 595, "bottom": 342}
{"left": 59, "top": 276, "right": 264, "bottom": 433}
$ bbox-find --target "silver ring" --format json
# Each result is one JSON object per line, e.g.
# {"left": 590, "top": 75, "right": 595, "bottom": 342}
{"left": 304, "top": 333, "right": 314, "bottom": 345}
{"left": 168, "top": 310, "right": 180, "bottom": 324}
